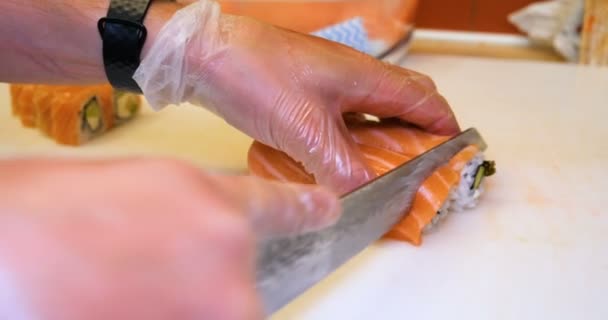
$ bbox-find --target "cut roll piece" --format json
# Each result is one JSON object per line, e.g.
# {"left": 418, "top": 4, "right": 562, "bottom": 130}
{"left": 246, "top": 118, "right": 496, "bottom": 246}
{"left": 50, "top": 85, "right": 115, "bottom": 145}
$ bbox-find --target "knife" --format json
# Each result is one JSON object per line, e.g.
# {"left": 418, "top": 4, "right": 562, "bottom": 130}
{"left": 255, "top": 127, "right": 488, "bottom": 314}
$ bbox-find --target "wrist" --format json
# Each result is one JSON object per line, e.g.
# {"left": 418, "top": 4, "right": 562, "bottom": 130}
{"left": 133, "top": 0, "right": 224, "bottom": 109}
{"left": 140, "top": 1, "right": 183, "bottom": 59}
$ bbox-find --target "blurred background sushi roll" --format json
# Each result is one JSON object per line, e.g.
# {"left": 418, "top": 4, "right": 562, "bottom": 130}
{"left": 9, "top": 84, "right": 142, "bottom": 146}
{"left": 50, "top": 85, "right": 114, "bottom": 145}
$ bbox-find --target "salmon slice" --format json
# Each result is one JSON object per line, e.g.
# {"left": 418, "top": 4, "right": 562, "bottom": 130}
{"left": 355, "top": 144, "right": 461, "bottom": 244}
{"left": 248, "top": 141, "right": 315, "bottom": 185}
{"left": 349, "top": 120, "right": 449, "bottom": 157}
{"left": 220, "top": 1, "right": 357, "bottom": 34}
{"left": 247, "top": 119, "right": 483, "bottom": 246}
{"left": 357, "top": 144, "right": 410, "bottom": 172}
{"left": 385, "top": 164, "right": 460, "bottom": 245}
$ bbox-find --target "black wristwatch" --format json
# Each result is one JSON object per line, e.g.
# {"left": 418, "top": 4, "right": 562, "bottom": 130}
{"left": 97, "top": 0, "right": 153, "bottom": 93}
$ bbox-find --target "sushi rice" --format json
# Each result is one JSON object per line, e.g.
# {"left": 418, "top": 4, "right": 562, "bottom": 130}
{"left": 423, "top": 152, "right": 492, "bottom": 233}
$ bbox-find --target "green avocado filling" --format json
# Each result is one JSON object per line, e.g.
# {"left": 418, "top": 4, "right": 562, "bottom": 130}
{"left": 82, "top": 97, "right": 102, "bottom": 133}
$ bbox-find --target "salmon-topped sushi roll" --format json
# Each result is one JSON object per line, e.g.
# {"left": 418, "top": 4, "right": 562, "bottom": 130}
{"left": 9, "top": 83, "right": 142, "bottom": 145}
{"left": 247, "top": 118, "right": 495, "bottom": 246}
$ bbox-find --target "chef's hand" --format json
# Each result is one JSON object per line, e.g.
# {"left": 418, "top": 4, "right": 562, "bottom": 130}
{"left": 0, "top": 158, "right": 339, "bottom": 320}
{"left": 134, "top": 0, "right": 460, "bottom": 194}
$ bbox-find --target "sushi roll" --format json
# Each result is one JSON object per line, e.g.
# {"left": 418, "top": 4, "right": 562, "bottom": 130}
{"left": 246, "top": 117, "right": 496, "bottom": 246}
{"left": 8, "top": 83, "right": 142, "bottom": 146}
{"left": 50, "top": 85, "right": 115, "bottom": 145}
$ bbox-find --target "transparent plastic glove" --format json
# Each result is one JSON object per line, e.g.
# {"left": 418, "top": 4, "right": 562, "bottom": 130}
{"left": 0, "top": 158, "right": 340, "bottom": 320}
{"left": 134, "top": 0, "right": 459, "bottom": 194}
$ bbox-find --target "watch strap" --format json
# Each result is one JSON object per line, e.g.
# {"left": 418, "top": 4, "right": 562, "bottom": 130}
{"left": 98, "top": 0, "right": 153, "bottom": 93}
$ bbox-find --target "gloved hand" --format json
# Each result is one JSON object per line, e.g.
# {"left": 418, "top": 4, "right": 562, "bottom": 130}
{"left": 134, "top": 0, "right": 459, "bottom": 194}
{"left": 0, "top": 158, "right": 339, "bottom": 319}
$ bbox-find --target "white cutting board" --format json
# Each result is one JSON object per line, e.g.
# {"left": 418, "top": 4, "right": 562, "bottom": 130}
{"left": 1, "top": 55, "right": 607, "bottom": 319}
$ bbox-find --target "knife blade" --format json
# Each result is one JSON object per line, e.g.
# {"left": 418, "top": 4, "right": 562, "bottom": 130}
{"left": 255, "top": 128, "right": 488, "bottom": 314}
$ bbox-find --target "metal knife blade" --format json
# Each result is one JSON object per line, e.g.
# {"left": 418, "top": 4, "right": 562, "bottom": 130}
{"left": 255, "top": 128, "right": 488, "bottom": 314}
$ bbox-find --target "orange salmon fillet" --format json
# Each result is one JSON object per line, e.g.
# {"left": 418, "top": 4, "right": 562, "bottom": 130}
{"left": 218, "top": 0, "right": 418, "bottom": 42}
{"left": 247, "top": 119, "right": 480, "bottom": 246}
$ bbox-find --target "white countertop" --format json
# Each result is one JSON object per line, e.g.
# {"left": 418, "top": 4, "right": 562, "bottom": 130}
{"left": 1, "top": 54, "right": 607, "bottom": 319}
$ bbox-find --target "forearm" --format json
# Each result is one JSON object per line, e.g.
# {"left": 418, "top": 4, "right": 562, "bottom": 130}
{"left": 0, "top": 0, "right": 180, "bottom": 84}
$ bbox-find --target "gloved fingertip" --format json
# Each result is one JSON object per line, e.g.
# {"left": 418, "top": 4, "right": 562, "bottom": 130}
{"left": 298, "top": 186, "right": 342, "bottom": 231}
{"left": 322, "top": 163, "right": 376, "bottom": 196}
{"left": 426, "top": 111, "right": 462, "bottom": 136}
{"left": 245, "top": 179, "right": 342, "bottom": 237}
